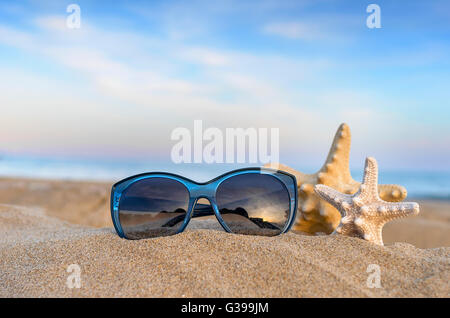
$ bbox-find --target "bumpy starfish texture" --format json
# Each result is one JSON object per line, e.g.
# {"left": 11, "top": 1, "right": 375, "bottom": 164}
{"left": 264, "top": 123, "right": 407, "bottom": 234}
{"left": 314, "top": 157, "right": 419, "bottom": 245}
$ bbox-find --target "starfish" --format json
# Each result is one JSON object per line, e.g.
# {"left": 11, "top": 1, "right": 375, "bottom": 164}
{"left": 314, "top": 157, "right": 419, "bottom": 245}
{"left": 264, "top": 123, "right": 407, "bottom": 234}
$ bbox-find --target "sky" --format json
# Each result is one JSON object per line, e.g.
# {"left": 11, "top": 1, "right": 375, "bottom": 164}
{"left": 0, "top": 0, "right": 449, "bottom": 173}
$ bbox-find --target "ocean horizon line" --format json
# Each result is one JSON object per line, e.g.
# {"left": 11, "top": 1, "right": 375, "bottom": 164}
{"left": 0, "top": 155, "right": 448, "bottom": 201}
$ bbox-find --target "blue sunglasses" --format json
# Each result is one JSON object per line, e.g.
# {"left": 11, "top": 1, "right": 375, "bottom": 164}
{"left": 111, "top": 167, "right": 298, "bottom": 239}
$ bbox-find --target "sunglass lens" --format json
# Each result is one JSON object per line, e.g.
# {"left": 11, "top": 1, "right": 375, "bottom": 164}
{"left": 118, "top": 178, "right": 189, "bottom": 239}
{"left": 216, "top": 173, "right": 291, "bottom": 236}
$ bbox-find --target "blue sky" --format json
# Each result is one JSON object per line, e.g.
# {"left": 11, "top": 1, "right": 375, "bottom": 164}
{"left": 0, "top": 0, "right": 449, "bottom": 172}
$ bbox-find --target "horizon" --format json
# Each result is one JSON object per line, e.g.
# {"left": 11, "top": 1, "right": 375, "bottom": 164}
{"left": 1, "top": 152, "right": 449, "bottom": 200}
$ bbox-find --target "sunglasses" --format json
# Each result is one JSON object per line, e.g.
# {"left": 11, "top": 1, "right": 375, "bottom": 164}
{"left": 111, "top": 168, "right": 298, "bottom": 239}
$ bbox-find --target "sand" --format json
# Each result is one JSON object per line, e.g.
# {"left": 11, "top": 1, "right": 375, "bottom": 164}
{"left": 0, "top": 177, "right": 449, "bottom": 297}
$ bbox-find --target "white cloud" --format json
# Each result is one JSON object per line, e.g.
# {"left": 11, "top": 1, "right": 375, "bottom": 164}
{"left": 263, "top": 22, "right": 324, "bottom": 40}
{"left": 262, "top": 13, "right": 359, "bottom": 43}
{"left": 0, "top": 25, "right": 35, "bottom": 49}
{"left": 180, "top": 47, "right": 230, "bottom": 66}
{"left": 35, "top": 15, "right": 67, "bottom": 32}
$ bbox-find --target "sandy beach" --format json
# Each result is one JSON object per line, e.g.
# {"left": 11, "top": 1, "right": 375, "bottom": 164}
{"left": 0, "top": 177, "right": 449, "bottom": 297}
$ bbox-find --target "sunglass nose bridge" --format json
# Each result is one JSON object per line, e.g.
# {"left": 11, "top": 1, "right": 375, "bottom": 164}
{"left": 188, "top": 182, "right": 218, "bottom": 199}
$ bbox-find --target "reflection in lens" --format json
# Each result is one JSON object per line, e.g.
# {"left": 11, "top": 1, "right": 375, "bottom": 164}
{"left": 216, "top": 173, "right": 290, "bottom": 236}
{"left": 118, "top": 177, "right": 189, "bottom": 239}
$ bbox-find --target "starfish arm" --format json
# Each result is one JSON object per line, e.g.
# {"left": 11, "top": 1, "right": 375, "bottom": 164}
{"left": 320, "top": 123, "right": 351, "bottom": 177}
{"left": 378, "top": 184, "right": 407, "bottom": 202}
{"left": 379, "top": 202, "right": 420, "bottom": 220}
{"left": 314, "top": 184, "right": 351, "bottom": 212}
{"left": 355, "top": 221, "right": 384, "bottom": 246}
{"left": 360, "top": 157, "right": 380, "bottom": 199}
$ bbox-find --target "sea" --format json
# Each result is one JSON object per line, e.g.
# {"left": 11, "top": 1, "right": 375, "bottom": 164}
{"left": 0, "top": 154, "right": 448, "bottom": 200}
